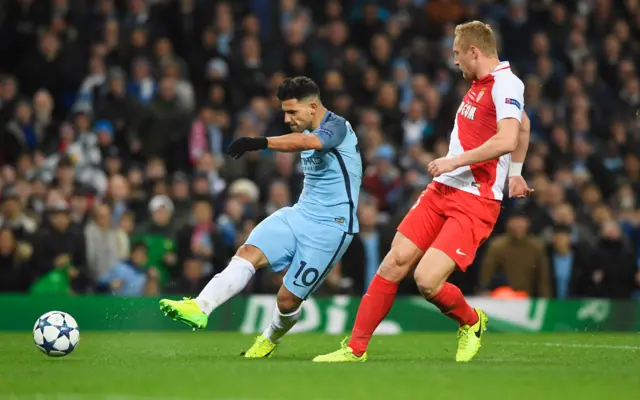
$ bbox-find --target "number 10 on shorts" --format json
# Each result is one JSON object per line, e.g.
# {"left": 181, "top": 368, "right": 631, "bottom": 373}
{"left": 293, "top": 261, "right": 320, "bottom": 287}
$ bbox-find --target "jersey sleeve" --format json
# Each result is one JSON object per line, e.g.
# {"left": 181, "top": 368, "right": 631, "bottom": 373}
{"left": 491, "top": 74, "right": 525, "bottom": 123}
{"left": 312, "top": 120, "right": 348, "bottom": 150}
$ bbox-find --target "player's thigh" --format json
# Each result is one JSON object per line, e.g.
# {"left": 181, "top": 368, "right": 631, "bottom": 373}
{"left": 397, "top": 188, "right": 446, "bottom": 252}
{"left": 377, "top": 231, "right": 425, "bottom": 282}
{"left": 284, "top": 230, "right": 353, "bottom": 300}
{"left": 429, "top": 200, "right": 498, "bottom": 272}
{"left": 245, "top": 208, "right": 297, "bottom": 272}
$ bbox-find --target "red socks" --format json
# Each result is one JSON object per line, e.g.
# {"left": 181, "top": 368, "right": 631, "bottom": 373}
{"left": 348, "top": 274, "right": 398, "bottom": 356}
{"left": 348, "top": 278, "right": 476, "bottom": 356}
{"left": 429, "top": 282, "right": 478, "bottom": 326}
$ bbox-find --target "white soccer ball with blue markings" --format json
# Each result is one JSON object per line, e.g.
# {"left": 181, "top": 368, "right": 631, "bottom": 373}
{"left": 33, "top": 311, "right": 80, "bottom": 357}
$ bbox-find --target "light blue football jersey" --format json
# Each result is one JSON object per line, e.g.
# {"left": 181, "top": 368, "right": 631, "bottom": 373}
{"left": 293, "top": 110, "right": 363, "bottom": 234}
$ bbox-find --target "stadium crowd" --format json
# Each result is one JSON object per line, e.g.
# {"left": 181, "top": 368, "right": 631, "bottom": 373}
{"left": 0, "top": 0, "right": 639, "bottom": 299}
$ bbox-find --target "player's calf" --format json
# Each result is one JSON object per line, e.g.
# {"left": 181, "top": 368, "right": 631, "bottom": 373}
{"left": 244, "top": 285, "right": 303, "bottom": 358}
{"left": 348, "top": 232, "right": 423, "bottom": 356}
{"left": 275, "top": 285, "right": 303, "bottom": 314}
{"left": 264, "top": 286, "right": 302, "bottom": 343}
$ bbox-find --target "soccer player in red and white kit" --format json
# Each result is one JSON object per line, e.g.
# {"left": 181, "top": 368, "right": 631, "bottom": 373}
{"left": 314, "top": 21, "right": 533, "bottom": 363}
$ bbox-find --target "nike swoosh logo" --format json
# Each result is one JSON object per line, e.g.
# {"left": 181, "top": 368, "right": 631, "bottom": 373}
{"left": 475, "top": 317, "right": 482, "bottom": 338}
{"left": 292, "top": 281, "right": 306, "bottom": 288}
{"left": 456, "top": 248, "right": 466, "bottom": 256}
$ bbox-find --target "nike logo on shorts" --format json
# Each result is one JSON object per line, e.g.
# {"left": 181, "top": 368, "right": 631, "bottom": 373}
{"left": 456, "top": 248, "right": 466, "bottom": 256}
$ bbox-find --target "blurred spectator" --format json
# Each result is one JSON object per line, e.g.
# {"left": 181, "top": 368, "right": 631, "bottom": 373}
{"left": 547, "top": 224, "right": 592, "bottom": 298}
{"left": 69, "top": 187, "right": 91, "bottom": 232}
{"left": 0, "top": 185, "right": 37, "bottom": 240}
{"left": 341, "top": 194, "right": 395, "bottom": 295}
{"left": 480, "top": 214, "right": 551, "bottom": 297}
{"left": 106, "top": 174, "right": 131, "bottom": 226}
{"left": 85, "top": 203, "right": 129, "bottom": 282}
{"left": 127, "top": 57, "right": 156, "bottom": 104}
{"left": 264, "top": 180, "right": 291, "bottom": 217}
{"left": 32, "top": 203, "right": 87, "bottom": 293}
{"left": 587, "top": 220, "right": 638, "bottom": 298}
{"left": 0, "top": 228, "right": 32, "bottom": 292}
{"left": 165, "top": 257, "right": 209, "bottom": 295}
{"left": 132, "top": 194, "right": 178, "bottom": 285}
{"left": 98, "top": 242, "right": 158, "bottom": 296}
{"left": 94, "top": 67, "right": 145, "bottom": 154}
{"left": 170, "top": 171, "right": 193, "bottom": 228}
{"left": 177, "top": 197, "right": 227, "bottom": 277}
{"left": 139, "top": 77, "right": 191, "bottom": 169}
{"left": 363, "top": 144, "right": 402, "bottom": 213}
{"left": 0, "top": 76, "right": 19, "bottom": 128}
{"left": 4, "top": 100, "right": 45, "bottom": 164}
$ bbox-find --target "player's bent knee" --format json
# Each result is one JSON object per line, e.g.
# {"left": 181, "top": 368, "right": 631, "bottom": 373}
{"left": 413, "top": 270, "right": 443, "bottom": 299}
{"left": 235, "top": 244, "right": 269, "bottom": 269}
{"left": 413, "top": 248, "right": 456, "bottom": 298}
{"left": 378, "top": 250, "right": 411, "bottom": 282}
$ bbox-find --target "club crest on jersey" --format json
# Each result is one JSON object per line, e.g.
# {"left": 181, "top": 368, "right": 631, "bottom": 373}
{"left": 505, "top": 98, "right": 521, "bottom": 109}
{"left": 457, "top": 101, "right": 477, "bottom": 121}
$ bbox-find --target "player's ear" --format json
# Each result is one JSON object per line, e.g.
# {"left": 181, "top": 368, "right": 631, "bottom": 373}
{"left": 470, "top": 46, "right": 479, "bottom": 60}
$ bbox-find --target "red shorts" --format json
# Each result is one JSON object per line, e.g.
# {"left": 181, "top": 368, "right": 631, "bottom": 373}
{"left": 397, "top": 182, "right": 501, "bottom": 271}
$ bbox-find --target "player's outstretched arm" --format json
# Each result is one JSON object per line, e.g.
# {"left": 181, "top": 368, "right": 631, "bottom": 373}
{"left": 266, "top": 133, "right": 323, "bottom": 152}
{"left": 226, "top": 133, "right": 323, "bottom": 159}
{"left": 427, "top": 120, "right": 520, "bottom": 177}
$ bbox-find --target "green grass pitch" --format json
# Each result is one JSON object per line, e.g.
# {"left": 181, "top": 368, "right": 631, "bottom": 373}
{"left": 2, "top": 332, "right": 639, "bottom": 400}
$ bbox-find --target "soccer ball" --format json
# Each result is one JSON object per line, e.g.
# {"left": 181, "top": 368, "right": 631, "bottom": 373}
{"left": 33, "top": 311, "right": 80, "bottom": 357}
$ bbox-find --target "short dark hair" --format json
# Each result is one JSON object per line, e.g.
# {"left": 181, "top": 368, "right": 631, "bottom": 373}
{"left": 276, "top": 76, "right": 320, "bottom": 101}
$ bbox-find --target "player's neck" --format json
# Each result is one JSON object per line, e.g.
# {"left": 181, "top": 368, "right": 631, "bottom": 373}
{"left": 311, "top": 107, "right": 328, "bottom": 131}
{"left": 475, "top": 58, "right": 501, "bottom": 80}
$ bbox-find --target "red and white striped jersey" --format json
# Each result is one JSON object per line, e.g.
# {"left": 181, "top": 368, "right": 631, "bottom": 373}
{"left": 434, "top": 61, "right": 524, "bottom": 201}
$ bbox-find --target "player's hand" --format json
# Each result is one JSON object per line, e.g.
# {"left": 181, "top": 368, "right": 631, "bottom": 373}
{"left": 226, "top": 137, "right": 268, "bottom": 159}
{"left": 508, "top": 176, "right": 534, "bottom": 199}
{"left": 427, "top": 157, "right": 459, "bottom": 177}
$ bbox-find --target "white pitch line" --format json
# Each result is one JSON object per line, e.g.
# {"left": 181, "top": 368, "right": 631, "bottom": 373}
{"left": 502, "top": 342, "right": 640, "bottom": 350}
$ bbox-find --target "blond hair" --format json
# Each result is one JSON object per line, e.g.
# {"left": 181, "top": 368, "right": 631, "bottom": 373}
{"left": 454, "top": 21, "right": 498, "bottom": 57}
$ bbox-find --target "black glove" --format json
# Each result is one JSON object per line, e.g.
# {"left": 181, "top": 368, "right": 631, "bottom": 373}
{"left": 226, "top": 137, "right": 268, "bottom": 159}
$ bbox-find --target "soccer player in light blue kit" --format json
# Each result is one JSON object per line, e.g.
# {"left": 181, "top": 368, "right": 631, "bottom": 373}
{"left": 160, "top": 76, "right": 362, "bottom": 357}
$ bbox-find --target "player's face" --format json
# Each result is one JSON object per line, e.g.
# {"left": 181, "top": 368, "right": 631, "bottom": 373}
{"left": 281, "top": 98, "right": 317, "bottom": 132}
{"left": 453, "top": 38, "right": 476, "bottom": 81}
